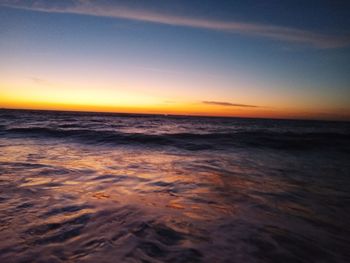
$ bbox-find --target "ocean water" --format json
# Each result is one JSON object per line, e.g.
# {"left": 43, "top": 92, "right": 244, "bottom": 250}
{"left": 0, "top": 109, "right": 349, "bottom": 263}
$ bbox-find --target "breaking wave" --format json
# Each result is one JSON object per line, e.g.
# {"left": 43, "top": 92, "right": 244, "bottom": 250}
{"left": 2, "top": 126, "right": 350, "bottom": 151}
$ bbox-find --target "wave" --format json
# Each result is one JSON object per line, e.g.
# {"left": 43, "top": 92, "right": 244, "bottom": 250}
{"left": 2, "top": 126, "right": 349, "bottom": 152}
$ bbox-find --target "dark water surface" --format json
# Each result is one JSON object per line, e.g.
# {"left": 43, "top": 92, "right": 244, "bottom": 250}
{"left": 0, "top": 109, "right": 349, "bottom": 262}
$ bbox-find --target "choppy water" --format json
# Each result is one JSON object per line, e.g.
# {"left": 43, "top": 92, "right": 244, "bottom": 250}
{"left": 0, "top": 109, "right": 349, "bottom": 262}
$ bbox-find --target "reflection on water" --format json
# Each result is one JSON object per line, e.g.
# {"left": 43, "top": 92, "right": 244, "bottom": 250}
{"left": 1, "top": 139, "right": 349, "bottom": 262}
{"left": 0, "top": 110, "right": 350, "bottom": 262}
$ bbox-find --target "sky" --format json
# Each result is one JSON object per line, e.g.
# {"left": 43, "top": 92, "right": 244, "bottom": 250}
{"left": 1, "top": 0, "right": 350, "bottom": 120}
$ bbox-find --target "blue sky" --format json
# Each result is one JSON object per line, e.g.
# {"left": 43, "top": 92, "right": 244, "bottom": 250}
{"left": 1, "top": 0, "right": 349, "bottom": 119}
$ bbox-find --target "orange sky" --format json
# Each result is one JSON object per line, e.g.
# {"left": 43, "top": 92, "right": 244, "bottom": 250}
{"left": 1, "top": 1, "right": 350, "bottom": 121}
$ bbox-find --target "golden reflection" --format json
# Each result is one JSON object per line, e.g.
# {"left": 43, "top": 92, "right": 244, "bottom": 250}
{"left": 92, "top": 192, "right": 111, "bottom": 199}
{"left": 0, "top": 136, "right": 296, "bottom": 224}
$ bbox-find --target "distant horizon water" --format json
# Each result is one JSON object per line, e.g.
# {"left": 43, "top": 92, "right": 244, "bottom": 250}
{"left": 1, "top": 108, "right": 349, "bottom": 123}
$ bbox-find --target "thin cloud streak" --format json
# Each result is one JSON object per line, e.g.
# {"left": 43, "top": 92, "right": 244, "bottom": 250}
{"left": 2, "top": 1, "right": 349, "bottom": 48}
{"left": 29, "top": 77, "right": 52, "bottom": 86}
{"left": 202, "top": 101, "right": 259, "bottom": 108}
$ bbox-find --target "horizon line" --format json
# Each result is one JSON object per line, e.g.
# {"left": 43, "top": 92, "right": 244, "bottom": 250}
{"left": 1, "top": 107, "right": 348, "bottom": 123}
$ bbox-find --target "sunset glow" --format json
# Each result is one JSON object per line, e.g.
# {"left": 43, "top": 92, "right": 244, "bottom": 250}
{"left": 1, "top": 1, "right": 349, "bottom": 120}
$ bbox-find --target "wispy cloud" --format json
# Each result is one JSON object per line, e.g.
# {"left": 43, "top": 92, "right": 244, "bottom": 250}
{"left": 28, "top": 77, "right": 53, "bottom": 86}
{"left": 202, "top": 101, "right": 259, "bottom": 108}
{"left": 2, "top": 0, "right": 349, "bottom": 48}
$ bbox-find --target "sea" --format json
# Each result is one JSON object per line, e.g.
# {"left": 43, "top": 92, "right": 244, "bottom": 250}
{"left": 0, "top": 109, "right": 349, "bottom": 263}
